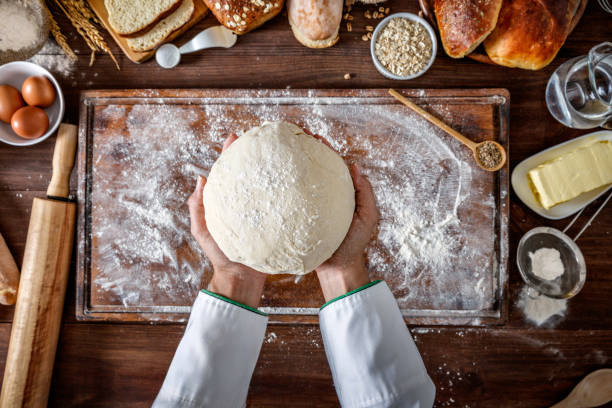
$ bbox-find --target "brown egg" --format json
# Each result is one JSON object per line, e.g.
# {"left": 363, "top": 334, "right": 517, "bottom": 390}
{"left": 21, "top": 76, "right": 56, "bottom": 108}
{"left": 11, "top": 106, "right": 49, "bottom": 139}
{"left": 0, "top": 84, "right": 24, "bottom": 123}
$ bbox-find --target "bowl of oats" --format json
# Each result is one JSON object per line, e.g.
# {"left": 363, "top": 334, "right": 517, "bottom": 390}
{"left": 371, "top": 13, "right": 437, "bottom": 80}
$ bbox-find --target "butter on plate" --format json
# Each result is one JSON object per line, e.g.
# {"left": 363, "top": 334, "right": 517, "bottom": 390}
{"left": 527, "top": 140, "right": 612, "bottom": 209}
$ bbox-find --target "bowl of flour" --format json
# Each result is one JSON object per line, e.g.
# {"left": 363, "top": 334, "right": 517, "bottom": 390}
{"left": 517, "top": 227, "right": 586, "bottom": 299}
{"left": 0, "top": 0, "right": 49, "bottom": 65}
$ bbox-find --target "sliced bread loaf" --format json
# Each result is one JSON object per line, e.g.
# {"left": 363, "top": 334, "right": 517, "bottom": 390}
{"left": 105, "top": 0, "right": 183, "bottom": 37}
{"left": 127, "top": 0, "right": 195, "bottom": 52}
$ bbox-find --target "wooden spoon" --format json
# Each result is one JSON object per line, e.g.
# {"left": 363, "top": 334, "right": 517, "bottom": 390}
{"left": 550, "top": 369, "right": 612, "bottom": 408}
{"left": 389, "top": 89, "right": 507, "bottom": 172}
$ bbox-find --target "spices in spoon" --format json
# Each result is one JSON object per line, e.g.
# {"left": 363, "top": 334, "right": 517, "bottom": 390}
{"left": 374, "top": 18, "right": 432, "bottom": 77}
{"left": 476, "top": 141, "right": 502, "bottom": 169}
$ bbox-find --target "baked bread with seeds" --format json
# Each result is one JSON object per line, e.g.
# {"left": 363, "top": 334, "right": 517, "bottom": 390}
{"left": 204, "top": 0, "right": 284, "bottom": 34}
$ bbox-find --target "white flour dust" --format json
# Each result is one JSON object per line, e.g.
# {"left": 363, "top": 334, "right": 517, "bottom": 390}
{"left": 517, "top": 286, "right": 567, "bottom": 326}
{"left": 529, "top": 247, "right": 564, "bottom": 281}
{"left": 0, "top": 2, "right": 40, "bottom": 52}
{"left": 28, "top": 40, "right": 75, "bottom": 77}
{"left": 90, "top": 91, "right": 498, "bottom": 314}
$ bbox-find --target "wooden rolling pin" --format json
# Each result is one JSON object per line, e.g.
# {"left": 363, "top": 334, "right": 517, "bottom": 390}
{"left": 0, "top": 124, "right": 78, "bottom": 408}
{"left": 0, "top": 232, "right": 19, "bottom": 305}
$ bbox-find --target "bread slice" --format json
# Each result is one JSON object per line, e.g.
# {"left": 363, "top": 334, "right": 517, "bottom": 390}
{"left": 127, "top": 0, "right": 195, "bottom": 52}
{"left": 105, "top": 0, "right": 184, "bottom": 37}
{"left": 287, "top": 0, "right": 343, "bottom": 49}
{"left": 434, "top": 0, "right": 502, "bottom": 59}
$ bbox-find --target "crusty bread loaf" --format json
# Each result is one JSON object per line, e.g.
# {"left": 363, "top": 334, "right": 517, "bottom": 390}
{"left": 434, "top": 0, "right": 502, "bottom": 58}
{"left": 287, "top": 0, "right": 343, "bottom": 48}
{"left": 105, "top": 0, "right": 183, "bottom": 37}
{"left": 126, "top": 0, "right": 195, "bottom": 52}
{"left": 483, "top": 0, "right": 582, "bottom": 70}
{"left": 203, "top": 0, "right": 284, "bottom": 34}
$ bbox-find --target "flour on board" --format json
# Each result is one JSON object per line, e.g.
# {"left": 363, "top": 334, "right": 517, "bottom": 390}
{"left": 90, "top": 92, "right": 499, "bottom": 314}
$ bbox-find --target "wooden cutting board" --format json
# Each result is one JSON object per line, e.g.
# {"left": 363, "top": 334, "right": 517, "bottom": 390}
{"left": 87, "top": 0, "right": 209, "bottom": 63}
{"left": 76, "top": 88, "right": 510, "bottom": 325}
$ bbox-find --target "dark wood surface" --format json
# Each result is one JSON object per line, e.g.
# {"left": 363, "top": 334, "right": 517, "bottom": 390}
{"left": 0, "top": 1, "right": 610, "bottom": 406}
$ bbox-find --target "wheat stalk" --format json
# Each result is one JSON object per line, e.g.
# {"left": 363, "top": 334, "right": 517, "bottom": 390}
{"left": 52, "top": 0, "right": 120, "bottom": 70}
{"left": 45, "top": 6, "right": 77, "bottom": 61}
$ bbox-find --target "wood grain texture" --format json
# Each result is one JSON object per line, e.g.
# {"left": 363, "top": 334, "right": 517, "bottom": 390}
{"left": 0, "top": 1, "right": 610, "bottom": 406}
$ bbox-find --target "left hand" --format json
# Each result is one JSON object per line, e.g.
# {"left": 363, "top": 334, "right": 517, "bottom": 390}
{"left": 188, "top": 134, "right": 267, "bottom": 308}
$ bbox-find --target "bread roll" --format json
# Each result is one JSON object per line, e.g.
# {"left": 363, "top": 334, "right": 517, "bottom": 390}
{"left": 288, "top": 0, "right": 343, "bottom": 48}
{"left": 483, "top": 0, "right": 582, "bottom": 70}
{"left": 204, "top": 0, "right": 284, "bottom": 34}
{"left": 434, "top": 0, "right": 502, "bottom": 58}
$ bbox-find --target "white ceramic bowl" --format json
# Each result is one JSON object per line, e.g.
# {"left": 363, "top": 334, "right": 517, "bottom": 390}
{"left": 370, "top": 12, "right": 437, "bottom": 80}
{"left": 0, "top": 61, "right": 64, "bottom": 146}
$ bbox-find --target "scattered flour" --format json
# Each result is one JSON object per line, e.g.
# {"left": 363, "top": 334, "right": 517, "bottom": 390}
{"left": 28, "top": 40, "right": 75, "bottom": 77}
{"left": 529, "top": 247, "right": 564, "bottom": 281}
{"left": 87, "top": 91, "right": 502, "bottom": 318}
{"left": 517, "top": 286, "right": 567, "bottom": 326}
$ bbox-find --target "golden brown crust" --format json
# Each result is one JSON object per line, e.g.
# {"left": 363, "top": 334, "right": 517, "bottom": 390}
{"left": 434, "top": 0, "right": 502, "bottom": 59}
{"left": 203, "top": 0, "right": 284, "bottom": 34}
{"left": 483, "top": 0, "right": 577, "bottom": 70}
{"left": 116, "top": 0, "right": 184, "bottom": 38}
{"left": 287, "top": 0, "right": 343, "bottom": 48}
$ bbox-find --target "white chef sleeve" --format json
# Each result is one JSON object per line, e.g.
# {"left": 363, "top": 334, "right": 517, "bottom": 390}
{"left": 153, "top": 289, "right": 268, "bottom": 408}
{"left": 319, "top": 280, "right": 436, "bottom": 408}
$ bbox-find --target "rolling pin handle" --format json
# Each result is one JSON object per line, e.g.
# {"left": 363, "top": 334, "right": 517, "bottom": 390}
{"left": 46, "top": 124, "right": 78, "bottom": 199}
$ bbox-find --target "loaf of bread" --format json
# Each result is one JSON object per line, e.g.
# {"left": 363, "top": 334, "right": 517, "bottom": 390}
{"left": 203, "top": 0, "right": 283, "bottom": 34}
{"left": 434, "top": 0, "right": 502, "bottom": 58}
{"left": 483, "top": 0, "right": 583, "bottom": 70}
{"left": 105, "top": 0, "right": 184, "bottom": 37}
{"left": 126, "top": 0, "right": 195, "bottom": 52}
{"left": 287, "top": 0, "right": 343, "bottom": 48}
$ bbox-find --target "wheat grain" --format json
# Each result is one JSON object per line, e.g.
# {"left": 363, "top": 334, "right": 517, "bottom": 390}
{"left": 53, "top": 0, "right": 120, "bottom": 70}
{"left": 44, "top": 5, "right": 77, "bottom": 60}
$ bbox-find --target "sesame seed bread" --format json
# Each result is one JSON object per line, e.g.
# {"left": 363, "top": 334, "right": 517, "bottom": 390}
{"left": 287, "top": 0, "right": 343, "bottom": 48}
{"left": 126, "top": 0, "right": 195, "bottom": 52}
{"left": 204, "top": 0, "right": 284, "bottom": 34}
{"left": 105, "top": 0, "right": 184, "bottom": 37}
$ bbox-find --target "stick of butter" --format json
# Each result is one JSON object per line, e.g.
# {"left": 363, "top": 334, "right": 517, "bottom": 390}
{"left": 527, "top": 140, "right": 612, "bottom": 209}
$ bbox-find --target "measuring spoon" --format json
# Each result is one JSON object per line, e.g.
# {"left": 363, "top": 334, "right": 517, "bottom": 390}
{"left": 156, "top": 26, "right": 237, "bottom": 69}
{"left": 389, "top": 89, "right": 507, "bottom": 171}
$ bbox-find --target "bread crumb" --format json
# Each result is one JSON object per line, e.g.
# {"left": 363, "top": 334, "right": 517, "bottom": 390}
{"left": 344, "top": 73, "right": 351, "bottom": 79}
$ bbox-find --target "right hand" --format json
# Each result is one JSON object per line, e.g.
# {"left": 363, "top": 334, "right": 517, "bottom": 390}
{"left": 315, "top": 164, "right": 379, "bottom": 302}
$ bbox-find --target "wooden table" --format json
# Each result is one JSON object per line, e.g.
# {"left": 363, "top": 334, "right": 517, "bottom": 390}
{"left": 0, "top": 2, "right": 610, "bottom": 407}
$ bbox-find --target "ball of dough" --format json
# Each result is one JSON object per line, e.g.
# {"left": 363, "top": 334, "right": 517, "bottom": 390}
{"left": 203, "top": 121, "right": 355, "bottom": 275}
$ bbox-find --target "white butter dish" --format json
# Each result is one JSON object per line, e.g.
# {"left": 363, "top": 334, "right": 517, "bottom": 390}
{"left": 511, "top": 130, "right": 612, "bottom": 220}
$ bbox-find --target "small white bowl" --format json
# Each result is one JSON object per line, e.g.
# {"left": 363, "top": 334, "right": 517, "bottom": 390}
{"left": 0, "top": 61, "right": 64, "bottom": 146}
{"left": 370, "top": 12, "right": 437, "bottom": 80}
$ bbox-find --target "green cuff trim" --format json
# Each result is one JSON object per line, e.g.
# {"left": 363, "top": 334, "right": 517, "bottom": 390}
{"left": 201, "top": 289, "right": 268, "bottom": 316}
{"left": 320, "top": 280, "right": 382, "bottom": 310}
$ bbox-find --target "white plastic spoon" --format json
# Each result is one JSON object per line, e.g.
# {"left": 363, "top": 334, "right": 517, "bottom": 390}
{"left": 156, "top": 26, "right": 237, "bottom": 69}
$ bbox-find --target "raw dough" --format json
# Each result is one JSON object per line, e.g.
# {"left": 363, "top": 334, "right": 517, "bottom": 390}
{"left": 203, "top": 121, "right": 355, "bottom": 275}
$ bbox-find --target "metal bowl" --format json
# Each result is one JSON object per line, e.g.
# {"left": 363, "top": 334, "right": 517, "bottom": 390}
{"left": 370, "top": 12, "right": 437, "bottom": 80}
{"left": 517, "top": 227, "right": 586, "bottom": 299}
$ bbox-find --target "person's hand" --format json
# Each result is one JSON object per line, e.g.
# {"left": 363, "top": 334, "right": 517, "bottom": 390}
{"left": 187, "top": 134, "right": 266, "bottom": 308}
{"left": 315, "top": 164, "right": 379, "bottom": 302}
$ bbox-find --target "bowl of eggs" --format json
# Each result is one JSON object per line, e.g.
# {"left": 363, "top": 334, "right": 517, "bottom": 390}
{"left": 0, "top": 61, "right": 64, "bottom": 146}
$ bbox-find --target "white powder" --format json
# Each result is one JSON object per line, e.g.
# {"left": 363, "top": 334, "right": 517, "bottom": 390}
{"left": 0, "top": 2, "right": 41, "bottom": 52}
{"left": 517, "top": 286, "right": 567, "bottom": 326}
{"left": 28, "top": 40, "right": 75, "bottom": 78}
{"left": 529, "top": 247, "right": 564, "bottom": 280}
